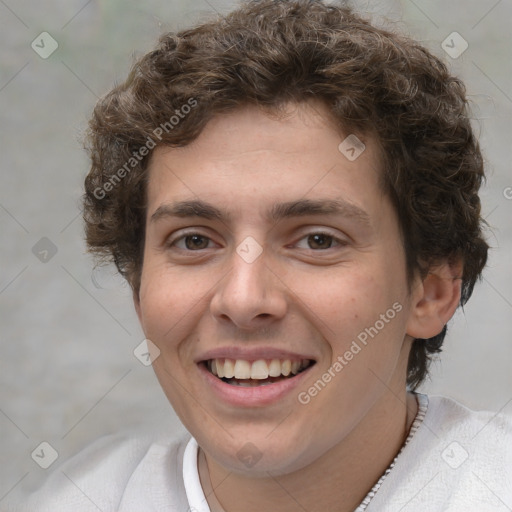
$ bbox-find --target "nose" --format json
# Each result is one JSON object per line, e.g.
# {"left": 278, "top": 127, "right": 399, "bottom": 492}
{"left": 209, "top": 244, "right": 288, "bottom": 331}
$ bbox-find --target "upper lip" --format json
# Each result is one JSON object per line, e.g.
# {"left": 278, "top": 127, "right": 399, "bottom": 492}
{"left": 195, "top": 347, "right": 317, "bottom": 364}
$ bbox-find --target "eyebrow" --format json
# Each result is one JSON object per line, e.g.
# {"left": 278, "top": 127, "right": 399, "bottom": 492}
{"left": 150, "top": 198, "right": 370, "bottom": 226}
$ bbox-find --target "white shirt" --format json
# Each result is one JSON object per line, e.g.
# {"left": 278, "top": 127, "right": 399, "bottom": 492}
{"left": 4, "top": 394, "right": 512, "bottom": 512}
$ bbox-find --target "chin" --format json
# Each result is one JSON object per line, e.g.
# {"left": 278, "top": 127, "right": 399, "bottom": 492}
{"left": 201, "top": 429, "right": 325, "bottom": 477}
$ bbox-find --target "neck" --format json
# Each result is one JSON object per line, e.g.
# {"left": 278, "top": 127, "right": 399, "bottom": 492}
{"left": 199, "top": 389, "right": 419, "bottom": 512}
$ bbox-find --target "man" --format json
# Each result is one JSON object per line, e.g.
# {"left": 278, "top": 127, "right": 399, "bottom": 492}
{"left": 11, "top": 0, "right": 512, "bottom": 510}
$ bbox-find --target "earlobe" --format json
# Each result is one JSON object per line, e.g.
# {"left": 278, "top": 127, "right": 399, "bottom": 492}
{"left": 406, "top": 260, "right": 463, "bottom": 339}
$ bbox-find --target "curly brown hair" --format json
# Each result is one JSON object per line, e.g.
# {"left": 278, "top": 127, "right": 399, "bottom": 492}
{"left": 83, "top": 0, "right": 488, "bottom": 389}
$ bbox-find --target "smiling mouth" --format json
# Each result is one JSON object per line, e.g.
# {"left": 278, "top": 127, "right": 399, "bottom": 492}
{"left": 202, "top": 358, "right": 315, "bottom": 387}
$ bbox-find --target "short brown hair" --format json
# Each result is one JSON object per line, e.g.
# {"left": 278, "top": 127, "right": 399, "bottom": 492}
{"left": 83, "top": 0, "right": 488, "bottom": 389}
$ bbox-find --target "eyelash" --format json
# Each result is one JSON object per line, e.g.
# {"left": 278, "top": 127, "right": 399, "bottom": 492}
{"left": 167, "top": 230, "right": 346, "bottom": 251}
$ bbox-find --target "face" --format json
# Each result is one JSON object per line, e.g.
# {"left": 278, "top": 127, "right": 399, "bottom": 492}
{"left": 135, "top": 101, "right": 418, "bottom": 476}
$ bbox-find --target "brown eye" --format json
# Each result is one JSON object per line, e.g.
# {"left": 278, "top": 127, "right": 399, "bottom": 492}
{"left": 183, "top": 235, "right": 210, "bottom": 250}
{"left": 168, "top": 232, "right": 214, "bottom": 251}
{"left": 307, "top": 233, "right": 335, "bottom": 249}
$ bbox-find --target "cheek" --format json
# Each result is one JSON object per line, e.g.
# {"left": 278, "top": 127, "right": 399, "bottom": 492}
{"left": 288, "top": 268, "right": 408, "bottom": 437}
{"left": 138, "top": 263, "right": 208, "bottom": 353}
{"left": 292, "top": 267, "right": 393, "bottom": 341}
{"left": 290, "top": 262, "right": 409, "bottom": 388}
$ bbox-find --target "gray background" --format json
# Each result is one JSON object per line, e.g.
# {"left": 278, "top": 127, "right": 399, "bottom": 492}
{"left": 1, "top": 0, "right": 511, "bottom": 499}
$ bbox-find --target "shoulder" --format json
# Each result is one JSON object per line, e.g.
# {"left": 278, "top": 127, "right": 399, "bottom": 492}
{"left": 428, "top": 394, "right": 512, "bottom": 474}
{"left": 3, "top": 429, "right": 192, "bottom": 512}
{"left": 426, "top": 394, "right": 512, "bottom": 453}
{"left": 368, "top": 394, "right": 512, "bottom": 512}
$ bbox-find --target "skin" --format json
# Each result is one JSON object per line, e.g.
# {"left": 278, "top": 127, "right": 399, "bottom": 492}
{"left": 134, "top": 100, "right": 461, "bottom": 512}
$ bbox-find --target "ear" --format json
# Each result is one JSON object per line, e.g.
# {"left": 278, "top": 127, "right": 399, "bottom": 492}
{"left": 406, "top": 259, "right": 463, "bottom": 339}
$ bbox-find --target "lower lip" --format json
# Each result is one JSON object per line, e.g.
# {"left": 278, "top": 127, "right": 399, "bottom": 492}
{"left": 198, "top": 363, "right": 314, "bottom": 407}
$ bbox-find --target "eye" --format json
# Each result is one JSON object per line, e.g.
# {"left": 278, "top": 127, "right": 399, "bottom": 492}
{"left": 169, "top": 233, "right": 215, "bottom": 250}
{"left": 295, "top": 232, "right": 345, "bottom": 250}
{"left": 167, "top": 230, "right": 346, "bottom": 252}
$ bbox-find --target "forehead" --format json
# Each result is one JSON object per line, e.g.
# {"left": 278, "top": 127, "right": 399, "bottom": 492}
{"left": 155, "top": 101, "right": 375, "bottom": 159}
{"left": 145, "top": 101, "right": 385, "bottom": 220}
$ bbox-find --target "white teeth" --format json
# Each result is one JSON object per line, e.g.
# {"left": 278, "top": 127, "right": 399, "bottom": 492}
{"left": 268, "top": 359, "right": 282, "bottom": 377}
{"left": 208, "top": 358, "right": 312, "bottom": 379}
{"left": 223, "top": 359, "right": 235, "bottom": 379}
{"left": 216, "top": 359, "right": 224, "bottom": 378}
{"left": 251, "top": 359, "right": 269, "bottom": 379}
{"left": 234, "top": 360, "right": 251, "bottom": 379}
